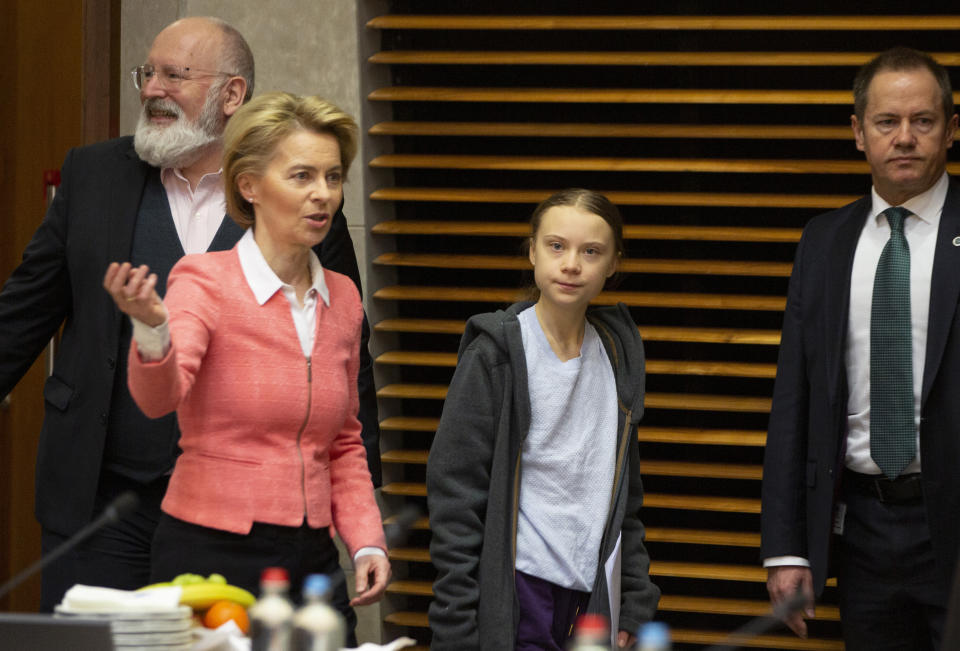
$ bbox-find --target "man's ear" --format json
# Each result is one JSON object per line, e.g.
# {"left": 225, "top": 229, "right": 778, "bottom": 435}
{"left": 851, "top": 114, "right": 865, "bottom": 152}
{"left": 222, "top": 76, "right": 247, "bottom": 117}
{"left": 946, "top": 113, "right": 958, "bottom": 150}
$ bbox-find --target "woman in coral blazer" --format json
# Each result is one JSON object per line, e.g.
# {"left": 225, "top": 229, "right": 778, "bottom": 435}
{"left": 103, "top": 92, "right": 389, "bottom": 638}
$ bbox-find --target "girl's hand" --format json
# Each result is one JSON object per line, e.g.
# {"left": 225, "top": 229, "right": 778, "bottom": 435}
{"left": 103, "top": 262, "right": 166, "bottom": 327}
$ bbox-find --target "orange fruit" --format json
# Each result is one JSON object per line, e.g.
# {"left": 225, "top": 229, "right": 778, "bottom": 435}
{"left": 203, "top": 600, "right": 250, "bottom": 634}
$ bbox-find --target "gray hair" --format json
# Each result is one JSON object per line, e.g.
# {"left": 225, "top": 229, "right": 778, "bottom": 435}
{"left": 207, "top": 17, "right": 255, "bottom": 102}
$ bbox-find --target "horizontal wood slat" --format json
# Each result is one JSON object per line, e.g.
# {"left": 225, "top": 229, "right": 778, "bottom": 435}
{"left": 372, "top": 221, "right": 804, "bottom": 243}
{"left": 377, "top": 385, "right": 772, "bottom": 412}
{"left": 646, "top": 528, "right": 760, "bottom": 547}
{"left": 376, "top": 351, "right": 455, "bottom": 367}
{"left": 370, "top": 50, "right": 960, "bottom": 66}
{"left": 646, "top": 494, "right": 762, "bottom": 513}
{"left": 380, "top": 450, "right": 762, "bottom": 479}
{"left": 390, "top": 547, "right": 431, "bottom": 562}
{"left": 379, "top": 416, "right": 440, "bottom": 431}
{"left": 373, "top": 252, "right": 793, "bottom": 277}
{"left": 373, "top": 286, "right": 787, "bottom": 311}
{"left": 369, "top": 86, "right": 855, "bottom": 105}
{"left": 380, "top": 449, "right": 428, "bottom": 464}
{"left": 375, "top": 351, "right": 778, "bottom": 378}
{"left": 373, "top": 318, "right": 464, "bottom": 335}
{"left": 384, "top": 611, "right": 428, "bottom": 627}
{"left": 383, "top": 514, "right": 430, "bottom": 529}
{"left": 378, "top": 384, "right": 448, "bottom": 400}
{"left": 638, "top": 427, "right": 767, "bottom": 446}
{"left": 650, "top": 393, "right": 772, "bottom": 413}
{"left": 643, "top": 460, "right": 762, "bottom": 480}
{"left": 374, "top": 318, "right": 782, "bottom": 345}
{"left": 371, "top": 187, "right": 859, "bottom": 209}
{"left": 658, "top": 562, "right": 763, "bottom": 582}
{"left": 371, "top": 153, "right": 914, "bottom": 175}
{"left": 670, "top": 630, "right": 842, "bottom": 650}
{"left": 659, "top": 595, "right": 838, "bottom": 620}
{"left": 369, "top": 121, "right": 855, "bottom": 140}
{"left": 386, "top": 580, "right": 433, "bottom": 596}
{"left": 367, "top": 14, "right": 960, "bottom": 31}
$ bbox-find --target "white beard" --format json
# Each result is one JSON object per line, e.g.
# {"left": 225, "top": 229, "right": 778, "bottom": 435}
{"left": 134, "top": 84, "right": 224, "bottom": 169}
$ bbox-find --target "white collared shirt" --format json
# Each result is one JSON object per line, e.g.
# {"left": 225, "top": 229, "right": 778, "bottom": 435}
{"left": 160, "top": 167, "right": 227, "bottom": 254}
{"left": 236, "top": 228, "right": 329, "bottom": 357}
{"left": 844, "top": 172, "right": 947, "bottom": 475}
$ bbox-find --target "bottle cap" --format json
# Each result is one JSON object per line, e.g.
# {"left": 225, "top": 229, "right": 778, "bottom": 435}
{"left": 260, "top": 566, "right": 290, "bottom": 587}
{"left": 303, "top": 573, "right": 331, "bottom": 597}
{"left": 638, "top": 621, "right": 671, "bottom": 646}
{"left": 575, "top": 613, "right": 609, "bottom": 637}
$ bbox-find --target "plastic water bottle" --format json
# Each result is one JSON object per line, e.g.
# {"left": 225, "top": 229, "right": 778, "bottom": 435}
{"left": 637, "top": 621, "right": 671, "bottom": 650}
{"left": 291, "top": 574, "right": 345, "bottom": 651}
{"left": 569, "top": 613, "right": 611, "bottom": 650}
{"left": 250, "top": 567, "right": 295, "bottom": 651}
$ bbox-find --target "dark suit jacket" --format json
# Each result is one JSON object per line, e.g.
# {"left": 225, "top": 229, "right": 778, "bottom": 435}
{"left": 0, "top": 136, "right": 381, "bottom": 537}
{"left": 761, "top": 179, "right": 960, "bottom": 596}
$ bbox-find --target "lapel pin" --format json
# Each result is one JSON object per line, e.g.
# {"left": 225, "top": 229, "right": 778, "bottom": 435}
{"left": 953, "top": 236, "right": 960, "bottom": 247}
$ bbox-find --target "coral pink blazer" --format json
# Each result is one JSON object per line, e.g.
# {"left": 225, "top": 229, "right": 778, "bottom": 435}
{"left": 127, "top": 248, "right": 385, "bottom": 556}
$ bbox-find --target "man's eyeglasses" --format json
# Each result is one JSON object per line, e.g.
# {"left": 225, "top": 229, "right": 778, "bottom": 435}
{"left": 131, "top": 64, "right": 234, "bottom": 91}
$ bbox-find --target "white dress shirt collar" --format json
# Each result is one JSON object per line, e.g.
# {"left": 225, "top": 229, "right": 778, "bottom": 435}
{"left": 236, "top": 228, "right": 329, "bottom": 307}
{"left": 869, "top": 171, "right": 949, "bottom": 227}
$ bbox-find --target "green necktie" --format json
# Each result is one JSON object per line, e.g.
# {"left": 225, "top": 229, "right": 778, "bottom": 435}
{"left": 870, "top": 206, "right": 916, "bottom": 480}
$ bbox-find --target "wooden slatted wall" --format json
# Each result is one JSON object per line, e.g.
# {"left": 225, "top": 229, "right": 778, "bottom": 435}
{"left": 363, "top": 5, "right": 960, "bottom": 649}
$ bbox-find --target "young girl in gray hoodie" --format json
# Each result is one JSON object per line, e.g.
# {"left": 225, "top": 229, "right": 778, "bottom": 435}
{"left": 427, "top": 188, "right": 660, "bottom": 650}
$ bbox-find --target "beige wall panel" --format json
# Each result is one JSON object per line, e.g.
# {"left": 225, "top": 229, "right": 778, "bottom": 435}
{"left": 119, "top": 0, "right": 180, "bottom": 136}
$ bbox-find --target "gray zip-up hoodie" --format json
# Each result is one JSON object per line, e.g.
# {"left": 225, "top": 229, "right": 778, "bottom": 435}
{"left": 427, "top": 301, "right": 660, "bottom": 650}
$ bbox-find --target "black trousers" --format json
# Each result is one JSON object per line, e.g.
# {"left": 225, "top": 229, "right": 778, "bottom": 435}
{"left": 836, "top": 482, "right": 948, "bottom": 651}
{"left": 40, "top": 470, "right": 169, "bottom": 612}
{"left": 151, "top": 513, "right": 358, "bottom": 646}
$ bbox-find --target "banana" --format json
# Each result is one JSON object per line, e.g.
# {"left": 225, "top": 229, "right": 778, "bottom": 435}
{"left": 139, "top": 573, "right": 255, "bottom": 609}
{"left": 178, "top": 583, "right": 256, "bottom": 609}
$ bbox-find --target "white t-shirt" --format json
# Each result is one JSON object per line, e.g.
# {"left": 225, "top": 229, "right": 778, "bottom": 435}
{"left": 514, "top": 306, "right": 618, "bottom": 591}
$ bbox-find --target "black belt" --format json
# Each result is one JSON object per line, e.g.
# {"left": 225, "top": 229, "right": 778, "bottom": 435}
{"left": 844, "top": 470, "right": 923, "bottom": 504}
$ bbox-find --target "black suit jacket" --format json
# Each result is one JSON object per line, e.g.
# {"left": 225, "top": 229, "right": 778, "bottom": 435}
{"left": 761, "top": 179, "right": 960, "bottom": 596}
{"left": 0, "top": 136, "right": 381, "bottom": 537}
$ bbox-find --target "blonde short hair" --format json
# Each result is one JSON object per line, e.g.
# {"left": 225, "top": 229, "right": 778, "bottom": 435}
{"left": 222, "top": 91, "right": 358, "bottom": 227}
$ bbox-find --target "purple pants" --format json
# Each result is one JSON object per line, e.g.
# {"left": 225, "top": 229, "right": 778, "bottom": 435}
{"left": 515, "top": 569, "right": 591, "bottom": 651}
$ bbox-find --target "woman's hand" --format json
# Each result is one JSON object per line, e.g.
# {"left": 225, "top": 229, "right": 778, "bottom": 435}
{"left": 350, "top": 554, "right": 391, "bottom": 606}
{"left": 103, "top": 262, "right": 166, "bottom": 327}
